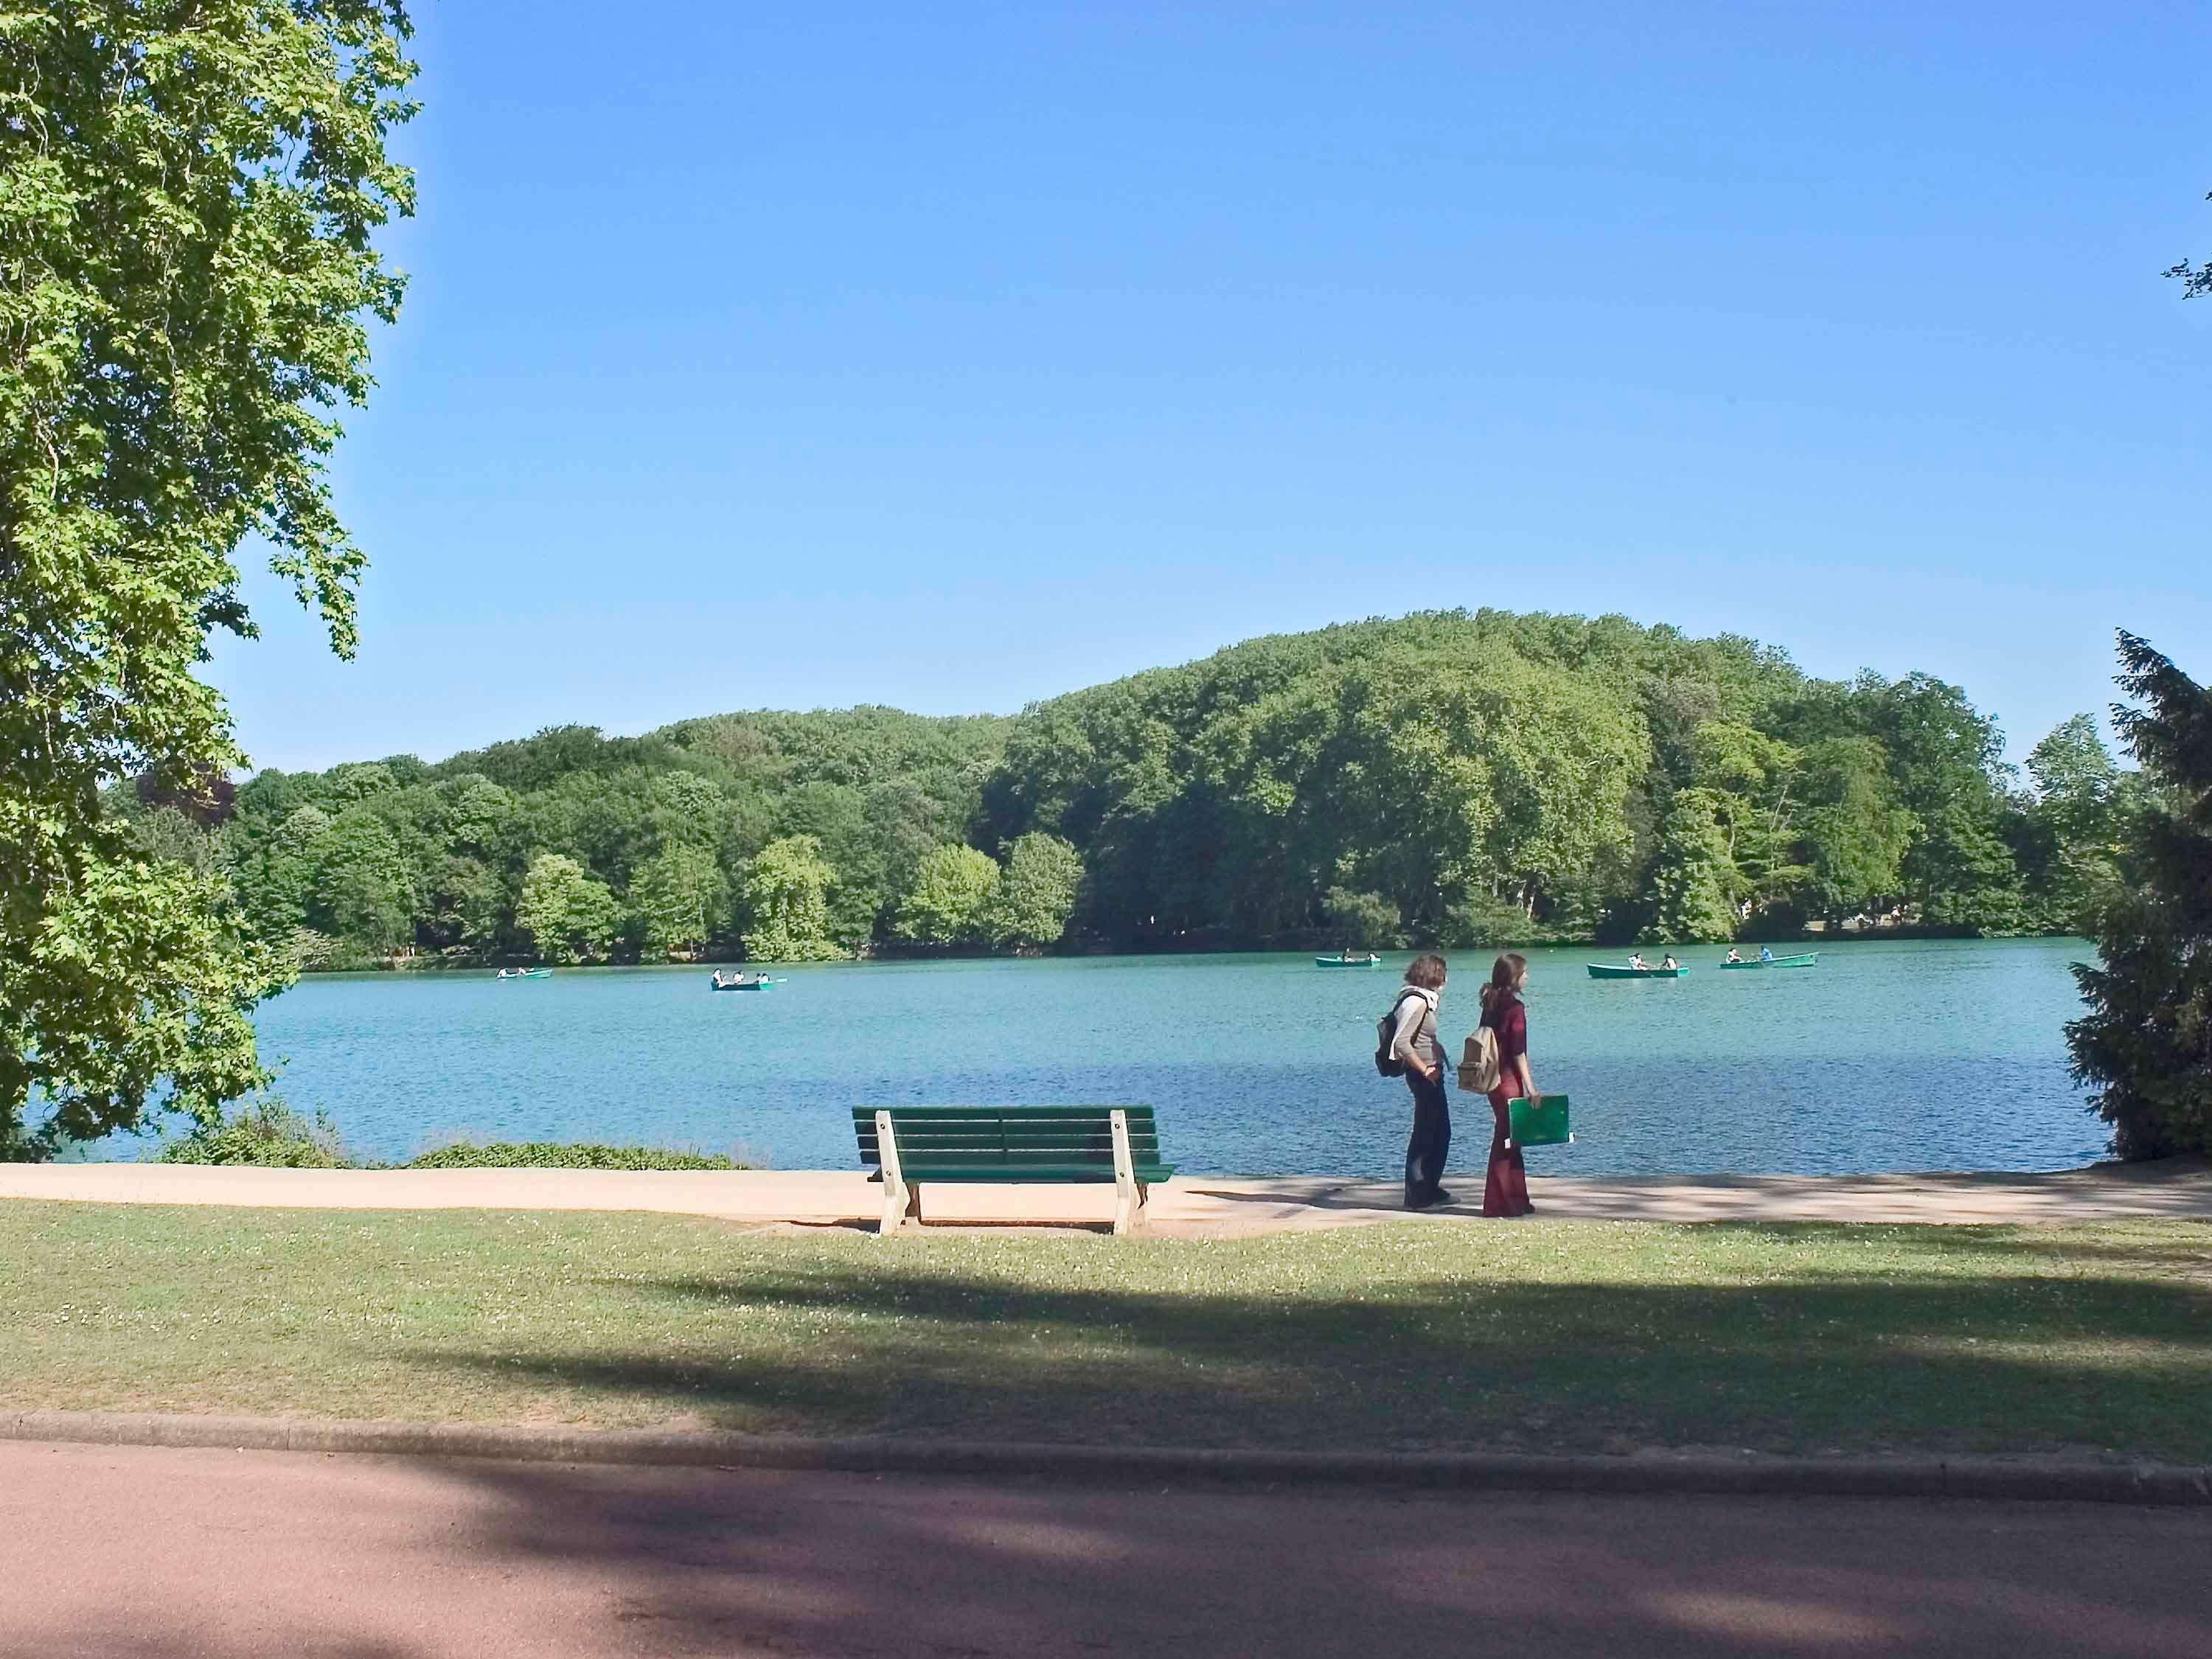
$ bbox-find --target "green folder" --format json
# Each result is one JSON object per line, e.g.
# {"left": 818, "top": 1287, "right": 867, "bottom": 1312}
{"left": 1506, "top": 1093, "right": 1572, "bottom": 1150}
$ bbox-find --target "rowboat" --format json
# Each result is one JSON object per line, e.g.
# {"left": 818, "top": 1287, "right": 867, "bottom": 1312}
{"left": 495, "top": 967, "right": 551, "bottom": 980}
{"left": 712, "top": 972, "right": 782, "bottom": 991}
{"left": 1719, "top": 952, "right": 1818, "bottom": 970}
{"left": 1585, "top": 964, "right": 1689, "bottom": 979}
{"left": 1315, "top": 953, "right": 1384, "bottom": 968}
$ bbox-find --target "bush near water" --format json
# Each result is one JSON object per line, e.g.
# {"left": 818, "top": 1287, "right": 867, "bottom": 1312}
{"left": 156, "top": 1100, "right": 742, "bottom": 1172}
{"left": 119, "top": 611, "right": 2143, "bottom": 973}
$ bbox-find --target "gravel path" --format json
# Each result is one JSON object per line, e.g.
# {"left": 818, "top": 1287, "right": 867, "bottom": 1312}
{"left": 3, "top": 1158, "right": 2208, "bottom": 1233}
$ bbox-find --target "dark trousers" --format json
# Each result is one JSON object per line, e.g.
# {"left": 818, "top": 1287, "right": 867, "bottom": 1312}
{"left": 1403, "top": 1068, "right": 1452, "bottom": 1206}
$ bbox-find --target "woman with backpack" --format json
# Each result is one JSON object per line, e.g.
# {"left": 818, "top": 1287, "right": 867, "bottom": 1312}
{"left": 1477, "top": 951, "right": 1539, "bottom": 1217}
{"left": 1388, "top": 953, "right": 1453, "bottom": 1209}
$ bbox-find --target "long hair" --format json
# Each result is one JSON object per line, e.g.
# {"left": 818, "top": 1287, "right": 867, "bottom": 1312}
{"left": 1478, "top": 951, "right": 1527, "bottom": 1015}
{"left": 1403, "top": 953, "right": 1447, "bottom": 991}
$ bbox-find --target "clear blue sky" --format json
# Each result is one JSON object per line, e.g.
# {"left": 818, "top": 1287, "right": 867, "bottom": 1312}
{"left": 209, "top": 1, "right": 2211, "bottom": 774}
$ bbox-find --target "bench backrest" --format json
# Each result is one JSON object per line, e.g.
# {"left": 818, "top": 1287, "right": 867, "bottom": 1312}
{"left": 852, "top": 1105, "right": 1166, "bottom": 1172}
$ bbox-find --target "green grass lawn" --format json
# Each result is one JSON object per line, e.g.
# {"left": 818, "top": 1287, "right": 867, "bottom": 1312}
{"left": 4, "top": 1203, "right": 2208, "bottom": 1459}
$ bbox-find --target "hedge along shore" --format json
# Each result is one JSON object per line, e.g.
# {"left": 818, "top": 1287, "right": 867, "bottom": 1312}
{"left": 2, "top": 1159, "right": 2210, "bottom": 1233}
{"left": 5, "top": 1412, "right": 2210, "bottom": 1507}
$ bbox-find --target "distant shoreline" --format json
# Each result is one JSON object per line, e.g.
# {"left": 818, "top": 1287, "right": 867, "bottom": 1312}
{"left": 302, "top": 925, "right": 2091, "bottom": 974}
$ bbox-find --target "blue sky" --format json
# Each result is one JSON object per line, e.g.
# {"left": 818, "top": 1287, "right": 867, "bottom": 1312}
{"left": 209, "top": 1, "right": 2211, "bottom": 774}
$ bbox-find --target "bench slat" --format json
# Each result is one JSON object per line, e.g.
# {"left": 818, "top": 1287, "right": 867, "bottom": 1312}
{"left": 851, "top": 1107, "right": 1159, "bottom": 1124}
{"left": 884, "top": 1165, "right": 1178, "bottom": 1184}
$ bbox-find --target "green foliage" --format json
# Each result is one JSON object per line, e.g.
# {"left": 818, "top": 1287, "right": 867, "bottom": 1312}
{"left": 211, "top": 611, "right": 2107, "bottom": 969}
{"left": 985, "top": 832, "right": 1084, "bottom": 948}
{"left": 515, "top": 854, "right": 619, "bottom": 964}
{"left": 1321, "top": 887, "right": 1405, "bottom": 950}
{"left": 0, "top": 2, "right": 416, "bottom": 1152}
{"left": 894, "top": 844, "right": 1001, "bottom": 944}
{"left": 2068, "top": 634, "right": 2212, "bottom": 1160}
{"left": 2165, "top": 187, "right": 2211, "bottom": 299}
{"left": 403, "top": 1141, "right": 742, "bottom": 1171}
{"left": 1797, "top": 738, "right": 1916, "bottom": 921}
{"left": 2016, "top": 714, "right": 2125, "bottom": 931}
{"left": 1647, "top": 790, "right": 1741, "bottom": 942}
{"left": 632, "top": 841, "right": 730, "bottom": 959}
{"left": 310, "top": 807, "right": 415, "bottom": 953}
{"left": 740, "top": 836, "right": 843, "bottom": 961}
{"left": 159, "top": 1099, "right": 349, "bottom": 1169}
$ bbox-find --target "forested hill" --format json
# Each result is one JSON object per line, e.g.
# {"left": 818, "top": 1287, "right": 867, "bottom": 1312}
{"left": 139, "top": 611, "right": 2138, "bottom": 968}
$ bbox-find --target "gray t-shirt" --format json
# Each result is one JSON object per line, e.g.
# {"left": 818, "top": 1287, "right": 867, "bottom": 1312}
{"left": 1389, "top": 987, "right": 1443, "bottom": 1074}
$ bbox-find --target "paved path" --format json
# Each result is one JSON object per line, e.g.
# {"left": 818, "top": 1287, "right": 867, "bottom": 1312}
{"left": 3, "top": 1158, "right": 2208, "bottom": 1234}
{"left": 3, "top": 1441, "right": 2208, "bottom": 1658}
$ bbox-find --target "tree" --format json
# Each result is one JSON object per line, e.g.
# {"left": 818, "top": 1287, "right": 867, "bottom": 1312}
{"left": 1796, "top": 739, "right": 1914, "bottom": 921}
{"left": 985, "top": 833, "right": 1084, "bottom": 949}
{"left": 894, "top": 844, "right": 1001, "bottom": 945}
{"left": 0, "top": 4, "right": 417, "bottom": 1152}
{"left": 232, "top": 804, "right": 331, "bottom": 942}
{"left": 2067, "top": 634, "right": 2212, "bottom": 1159}
{"left": 516, "top": 855, "right": 619, "bottom": 964}
{"left": 2165, "top": 188, "right": 2211, "bottom": 299}
{"left": 423, "top": 855, "right": 504, "bottom": 953}
{"left": 1322, "top": 887, "right": 1403, "bottom": 950}
{"left": 632, "top": 841, "right": 729, "bottom": 959}
{"left": 1646, "top": 790, "right": 1741, "bottom": 942}
{"left": 2023, "top": 714, "right": 2123, "bottom": 931}
{"left": 740, "top": 837, "right": 844, "bottom": 961}
{"left": 310, "top": 809, "right": 414, "bottom": 954}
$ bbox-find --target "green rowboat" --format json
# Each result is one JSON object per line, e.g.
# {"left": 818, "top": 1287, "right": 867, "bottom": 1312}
{"left": 1315, "top": 954, "right": 1384, "bottom": 967}
{"left": 1719, "top": 952, "right": 1819, "bottom": 970}
{"left": 1586, "top": 964, "right": 1690, "bottom": 979}
{"left": 712, "top": 973, "right": 782, "bottom": 991}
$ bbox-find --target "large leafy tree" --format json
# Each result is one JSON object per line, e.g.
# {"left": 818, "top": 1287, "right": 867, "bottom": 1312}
{"left": 1, "top": 4, "right": 417, "bottom": 1153}
{"left": 515, "top": 854, "right": 617, "bottom": 965}
{"left": 985, "top": 832, "right": 1083, "bottom": 949}
{"left": 2020, "top": 714, "right": 2124, "bottom": 931}
{"left": 631, "top": 841, "right": 728, "bottom": 959}
{"left": 893, "top": 843, "right": 999, "bottom": 945}
{"left": 739, "top": 835, "right": 842, "bottom": 962}
{"left": 1646, "top": 789, "right": 1740, "bottom": 942}
{"left": 2067, "top": 634, "right": 2212, "bottom": 1159}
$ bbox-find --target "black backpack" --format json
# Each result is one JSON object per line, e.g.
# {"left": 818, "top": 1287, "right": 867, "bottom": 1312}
{"left": 1374, "top": 990, "right": 1422, "bottom": 1077}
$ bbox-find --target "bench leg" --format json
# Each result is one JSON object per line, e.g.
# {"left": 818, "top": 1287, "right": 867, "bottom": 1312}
{"left": 1110, "top": 1110, "right": 1144, "bottom": 1237}
{"left": 875, "top": 1110, "right": 918, "bottom": 1236}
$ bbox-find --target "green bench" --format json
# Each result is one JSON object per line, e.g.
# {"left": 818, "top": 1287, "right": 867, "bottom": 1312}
{"left": 852, "top": 1105, "right": 1176, "bottom": 1236}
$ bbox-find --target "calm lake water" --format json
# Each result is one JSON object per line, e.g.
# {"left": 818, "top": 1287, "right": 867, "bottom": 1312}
{"left": 197, "top": 938, "right": 2107, "bottom": 1178}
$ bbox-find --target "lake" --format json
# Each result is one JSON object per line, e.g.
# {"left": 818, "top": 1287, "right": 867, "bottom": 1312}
{"left": 201, "top": 938, "right": 2108, "bottom": 1178}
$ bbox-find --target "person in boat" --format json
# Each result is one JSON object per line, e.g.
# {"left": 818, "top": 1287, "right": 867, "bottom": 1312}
{"left": 1627, "top": 952, "right": 1648, "bottom": 971}
{"left": 1724, "top": 947, "right": 1742, "bottom": 964}
{"left": 1759, "top": 946, "right": 1774, "bottom": 962}
{"left": 1388, "top": 953, "right": 1453, "bottom": 1211}
{"left": 1660, "top": 953, "right": 1680, "bottom": 970}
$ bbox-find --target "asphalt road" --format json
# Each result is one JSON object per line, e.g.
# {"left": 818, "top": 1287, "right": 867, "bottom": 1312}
{"left": 4, "top": 1441, "right": 2208, "bottom": 1658}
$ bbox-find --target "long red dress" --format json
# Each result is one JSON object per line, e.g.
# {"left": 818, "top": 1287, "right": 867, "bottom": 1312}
{"left": 1481, "top": 994, "right": 1535, "bottom": 1217}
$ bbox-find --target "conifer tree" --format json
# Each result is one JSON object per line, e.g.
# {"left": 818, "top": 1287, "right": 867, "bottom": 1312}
{"left": 2066, "top": 634, "right": 2212, "bottom": 1158}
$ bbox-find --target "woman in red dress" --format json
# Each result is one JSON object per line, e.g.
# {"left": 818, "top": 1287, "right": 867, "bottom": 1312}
{"left": 1477, "top": 952, "right": 1538, "bottom": 1217}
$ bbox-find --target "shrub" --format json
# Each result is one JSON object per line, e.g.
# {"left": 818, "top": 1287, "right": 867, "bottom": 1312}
{"left": 159, "top": 1099, "right": 349, "bottom": 1167}
{"left": 403, "top": 1141, "right": 743, "bottom": 1171}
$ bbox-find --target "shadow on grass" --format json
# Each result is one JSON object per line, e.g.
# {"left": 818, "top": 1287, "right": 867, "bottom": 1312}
{"left": 423, "top": 1247, "right": 2212, "bottom": 1457}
